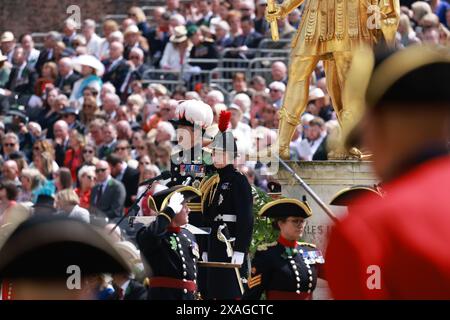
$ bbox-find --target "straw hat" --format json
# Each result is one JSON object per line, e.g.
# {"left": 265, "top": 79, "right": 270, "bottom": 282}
{"left": 170, "top": 26, "right": 188, "bottom": 43}
{"left": 124, "top": 25, "right": 141, "bottom": 36}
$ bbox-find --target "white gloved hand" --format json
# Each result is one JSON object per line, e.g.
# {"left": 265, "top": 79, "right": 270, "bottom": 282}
{"left": 231, "top": 251, "right": 245, "bottom": 265}
{"left": 168, "top": 192, "right": 184, "bottom": 214}
{"left": 202, "top": 252, "right": 208, "bottom": 262}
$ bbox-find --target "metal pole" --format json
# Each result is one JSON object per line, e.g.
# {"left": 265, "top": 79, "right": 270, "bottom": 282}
{"left": 277, "top": 156, "right": 339, "bottom": 223}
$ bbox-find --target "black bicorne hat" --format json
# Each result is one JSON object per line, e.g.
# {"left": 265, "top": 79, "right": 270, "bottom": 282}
{"left": 329, "top": 185, "right": 384, "bottom": 206}
{"left": 258, "top": 198, "right": 312, "bottom": 219}
{"left": 0, "top": 216, "right": 130, "bottom": 279}
{"left": 147, "top": 185, "right": 202, "bottom": 213}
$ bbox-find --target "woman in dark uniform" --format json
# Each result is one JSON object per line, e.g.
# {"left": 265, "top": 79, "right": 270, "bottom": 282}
{"left": 136, "top": 186, "right": 201, "bottom": 300}
{"left": 243, "top": 198, "right": 325, "bottom": 300}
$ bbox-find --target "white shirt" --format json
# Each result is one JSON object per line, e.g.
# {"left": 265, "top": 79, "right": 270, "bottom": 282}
{"left": 99, "top": 39, "right": 110, "bottom": 60}
{"left": 86, "top": 33, "right": 103, "bottom": 58}
{"left": 116, "top": 162, "right": 128, "bottom": 181}
{"left": 295, "top": 135, "right": 325, "bottom": 161}
{"left": 120, "top": 280, "right": 131, "bottom": 300}
{"left": 27, "top": 48, "right": 41, "bottom": 68}
{"left": 159, "top": 42, "right": 191, "bottom": 71}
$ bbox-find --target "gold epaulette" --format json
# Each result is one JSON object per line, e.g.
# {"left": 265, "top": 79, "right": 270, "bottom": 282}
{"left": 257, "top": 241, "right": 277, "bottom": 251}
{"left": 297, "top": 241, "right": 316, "bottom": 248}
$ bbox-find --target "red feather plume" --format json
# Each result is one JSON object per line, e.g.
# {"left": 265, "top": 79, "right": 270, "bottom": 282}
{"left": 218, "top": 111, "right": 231, "bottom": 132}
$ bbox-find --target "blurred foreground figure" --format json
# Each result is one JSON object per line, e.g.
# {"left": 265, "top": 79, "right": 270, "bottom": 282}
{"left": 0, "top": 216, "right": 129, "bottom": 300}
{"left": 325, "top": 45, "right": 450, "bottom": 299}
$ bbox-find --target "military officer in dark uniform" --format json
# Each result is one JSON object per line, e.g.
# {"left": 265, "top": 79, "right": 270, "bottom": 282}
{"left": 243, "top": 198, "right": 324, "bottom": 300}
{"left": 136, "top": 186, "right": 201, "bottom": 300}
{"left": 202, "top": 111, "right": 254, "bottom": 299}
{"left": 168, "top": 100, "right": 215, "bottom": 188}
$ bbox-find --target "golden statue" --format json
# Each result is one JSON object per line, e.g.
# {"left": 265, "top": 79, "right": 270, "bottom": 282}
{"left": 266, "top": 0, "right": 400, "bottom": 159}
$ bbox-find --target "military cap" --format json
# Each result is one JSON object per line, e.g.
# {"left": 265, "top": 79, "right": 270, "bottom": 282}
{"left": 329, "top": 185, "right": 384, "bottom": 206}
{"left": 258, "top": 198, "right": 312, "bottom": 219}
{"left": 0, "top": 216, "right": 130, "bottom": 278}
{"left": 267, "top": 181, "right": 282, "bottom": 199}
{"left": 147, "top": 185, "right": 202, "bottom": 213}
{"left": 170, "top": 99, "right": 213, "bottom": 128}
{"left": 206, "top": 111, "right": 239, "bottom": 157}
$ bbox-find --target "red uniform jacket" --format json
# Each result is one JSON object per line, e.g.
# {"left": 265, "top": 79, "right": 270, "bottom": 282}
{"left": 325, "top": 155, "right": 450, "bottom": 299}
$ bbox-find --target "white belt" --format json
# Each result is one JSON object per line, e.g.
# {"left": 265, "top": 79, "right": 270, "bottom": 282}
{"left": 214, "top": 214, "right": 237, "bottom": 222}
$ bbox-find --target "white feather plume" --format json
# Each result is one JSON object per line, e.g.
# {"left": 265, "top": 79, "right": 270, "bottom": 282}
{"left": 176, "top": 100, "right": 214, "bottom": 128}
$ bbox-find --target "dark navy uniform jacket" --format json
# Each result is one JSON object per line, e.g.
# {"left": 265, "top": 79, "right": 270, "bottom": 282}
{"left": 243, "top": 236, "right": 325, "bottom": 300}
{"left": 136, "top": 207, "right": 200, "bottom": 300}
{"left": 203, "top": 164, "right": 254, "bottom": 299}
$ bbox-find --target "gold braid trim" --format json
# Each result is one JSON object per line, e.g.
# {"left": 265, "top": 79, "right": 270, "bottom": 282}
{"left": 159, "top": 212, "right": 172, "bottom": 222}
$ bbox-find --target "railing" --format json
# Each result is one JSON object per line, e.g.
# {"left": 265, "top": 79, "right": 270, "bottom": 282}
{"left": 139, "top": 53, "right": 291, "bottom": 93}
{"left": 31, "top": 32, "right": 48, "bottom": 50}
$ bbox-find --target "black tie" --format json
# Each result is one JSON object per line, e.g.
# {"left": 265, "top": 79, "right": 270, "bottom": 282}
{"left": 95, "top": 185, "right": 103, "bottom": 206}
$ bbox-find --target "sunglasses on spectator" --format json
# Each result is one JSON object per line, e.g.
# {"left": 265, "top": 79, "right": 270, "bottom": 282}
{"left": 129, "top": 55, "right": 140, "bottom": 60}
{"left": 137, "top": 146, "right": 146, "bottom": 150}
{"left": 96, "top": 168, "right": 107, "bottom": 173}
{"left": 83, "top": 149, "right": 94, "bottom": 154}
{"left": 3, "top": 143, "right": 16, "bottom": 147}
{"left": 270, "top": 88, "right": 280, "bottom": 92}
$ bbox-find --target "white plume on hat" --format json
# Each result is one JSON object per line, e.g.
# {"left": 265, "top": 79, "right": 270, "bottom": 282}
{"left": 176, "top": 100, "right": 214, "bottom": 128}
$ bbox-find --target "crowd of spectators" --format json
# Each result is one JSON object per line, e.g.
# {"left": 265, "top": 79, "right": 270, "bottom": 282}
{"left": 0, "top": 0, "right": 448, "bottom": 224}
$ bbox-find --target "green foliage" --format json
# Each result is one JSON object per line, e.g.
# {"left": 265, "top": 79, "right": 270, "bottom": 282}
{"left": 250, "top": 186, "right": 279, "bottom": 257}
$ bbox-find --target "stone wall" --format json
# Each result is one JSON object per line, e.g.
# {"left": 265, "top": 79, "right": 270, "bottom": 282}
{"left": 277, "top": 160, "right": 377, "bottom": 251}
{"left": 0, "top": 0, "right": 144, "bottom": 37}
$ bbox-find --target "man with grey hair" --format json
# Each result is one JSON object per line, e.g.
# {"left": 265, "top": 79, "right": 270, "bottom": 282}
{"left": 205, "top": 90, "right": 225, "bottom": 108}
{"left": 155, "top": 121, "right": 176, "bottom": 145}
{"left": 56, "top": 57, "right": 81, "bottom": 96}
{"left": 102, "top": 93, "right": 121, "bottom": 121}
{"left": 62, "top": 18, "right": 78, "bottom": 48}
{"left": 83, "top": 19, "right": 103, "bottom": 58}
{"left": 102, "top": 41, "right": 130, "bottom": 95}
{"left": 2, "top": 160, "right": 20, "bottom": 187}
{"left": 1, "top": 132, "right": 20, "bottom": 160}
{"left": 120, "top": 47, "right": 151, "bottom": 99}
{"left": 271, "top": 61, "right": 288, "bottom": 84}
{"left": 115, "top": 120, "right": 133, "bottom": 141}
{"left": 53, "top": 120, "right": 70, "bottom": 166}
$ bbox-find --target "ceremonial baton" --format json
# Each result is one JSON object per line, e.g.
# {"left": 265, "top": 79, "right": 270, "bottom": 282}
{"left": 276, "top": 156, "right": 339, "bottom": 223}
